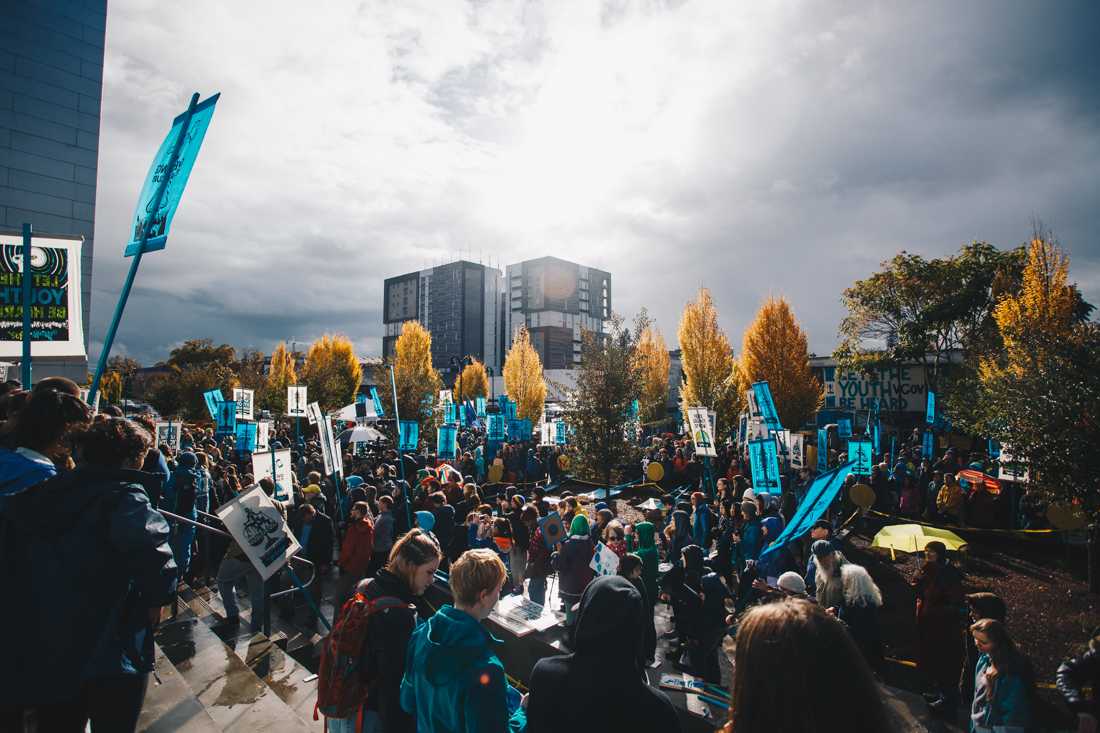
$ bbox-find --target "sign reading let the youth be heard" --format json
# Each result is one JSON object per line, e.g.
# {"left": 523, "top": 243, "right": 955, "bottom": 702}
{"left": 0, "top": 234, "right": 86, "bottom": 358}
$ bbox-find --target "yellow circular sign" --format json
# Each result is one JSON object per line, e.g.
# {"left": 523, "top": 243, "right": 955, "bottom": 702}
{"left": 1047, "top": 502, "right": 1087, "bottom": 530}
{"left": 487, "top": 464, "right": 504, "bottom": 483}
{"left": 558, "top": 454, "right": 571, "bottom": 470}
{"left": 646, "top": 461, "right": 665, "bottom": 482}
{"left": 849, "top": 483, "right": 875, "bottom": 511}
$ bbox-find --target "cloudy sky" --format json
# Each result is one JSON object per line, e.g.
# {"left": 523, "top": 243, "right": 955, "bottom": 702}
{"left": 91, "top": 0, "right": 1100, "bottom": 364}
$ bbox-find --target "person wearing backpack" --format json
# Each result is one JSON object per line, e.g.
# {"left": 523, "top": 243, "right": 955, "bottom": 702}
{"left": 317, "top": 529, "right": 442, "bottom": 733}
{"left": 163, "top": 451, "right": 207, "bottom": 581}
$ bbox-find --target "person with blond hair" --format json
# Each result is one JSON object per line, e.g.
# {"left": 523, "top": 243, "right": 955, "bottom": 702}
{"left": 400, "top": 548, "right": 525, "bottom": 732}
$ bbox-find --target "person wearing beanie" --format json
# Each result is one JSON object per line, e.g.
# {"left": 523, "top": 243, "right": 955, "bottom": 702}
{"left": 552, "top": 514, "right": 595, "bottom": 626}
{"left": 810, "top": 539, "right": 847, "bottom": 610}
{"left": 777, "top": 571, "right": 808, "bottom": 596}
{"left": 625, "top": 521, "right": 660, "bottom": 609}
{"left": 737, "top": 501, "right": 764, "bottom": 571}
{"left": 804, "top": 519, "right": 843, "bottom": 598}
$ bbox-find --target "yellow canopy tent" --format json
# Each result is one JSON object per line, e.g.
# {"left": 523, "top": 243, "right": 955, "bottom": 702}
{"left": 871, "top": 523, "right": 968, "bottom": 560}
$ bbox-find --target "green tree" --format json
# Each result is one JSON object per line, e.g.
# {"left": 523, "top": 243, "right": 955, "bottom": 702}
{"left": 301, "top": 334, "right": 362, "bottom": 412}
{"left": 168, "top": 339, "right": 237, "bottom": 371}
{"left": 106, "top": 355, "right": 141, "bottom": 398}
{"left": 560, "top": 314, "right": 646, "bottom": 488}
{"left": 234, "top": 349, "right": 268, "bottom": 392}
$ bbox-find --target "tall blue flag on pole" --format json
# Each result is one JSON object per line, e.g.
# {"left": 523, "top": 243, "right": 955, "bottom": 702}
{"left": 925, "top": 391, "right": 936, "bottom": 426}
{"left": 203, "top": 388, "right": 223, "bottom": 420}
{"left": 922, "top": 430, "right": 934, "bottom": 459}
{"left": 476, "top": 397, "right": 487, "bottom": 418}
{"left": 751, "top": 381, "right": 782, "bottom": 430}
{"left": 817, "top": 429, "right": 828, "bottom": 472}
{"left": 437, "top": 425, "right": 457, "bottom": 459}
{"left": 761, "top": 461, "right": 855, "bottom": 557}
{"left": 398, "top": 420, "right": 419, "bottom": 451}
{"left": 369, "top": 386, "right": 384, "bottom": 417}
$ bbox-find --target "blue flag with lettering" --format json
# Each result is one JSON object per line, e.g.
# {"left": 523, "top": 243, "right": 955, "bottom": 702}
{"left": 444, "top": 401, "right": 456, "bottom": 425}
{"left": 399, "top": 420, "right": 418, "bottom": 451}
{"left": 235, "top": 422, "right": 256, "bottom": 452}
{"left": 215, "top": 400, "right": 236, "bottom": 436}
{"left": 748, "top": 437, "right": 782, "bottom": 493}
{"left": 817, "top": 429, "right": 828, "bottom": 472}
{"left": 761, "top": 461, "right": 854, "bottom": 557}
{"left": 925, "top": 391, "right": 936, "bottom": 426}
{"left": 488, "top": 414, "right": 505, "bottom": 442}
{"left": 437, "top": 425, "right": 457, "bottom": 459}
{"left": 752, "top": 381, "right": 782, "bottom": 430}
{"left": 849, "top": 438, "right": 873, "bottom": 475}
{"left": 838, "top": 417, "right": 852, "bottom": 439}
{"left": 555, "top": 420, "right": 568, "bottom": 445}
{"left": 922, "top": 430, "right": 934, "bottom": 459}
{"left": 126, "top": 94, "right": 219, "bottom": 256}
{"left": 504, "top": 399, "right": 517, "bottom": 421}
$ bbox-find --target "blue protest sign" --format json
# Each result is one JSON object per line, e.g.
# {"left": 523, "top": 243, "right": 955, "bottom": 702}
{"left": 126, "top": 94, "right": 219, "bottom": 256}
{"left": 369, "top": 386, "right": 384, "bottom": 417}
{"left": 399, "top": 420, "right": 419, "bottom": 451}
{"left": 849, "top": 438, "right": 873, "bottom": 475}
{"left": 987, "top": 438, "right": 1000, "bottom": 459}
{"left": 502, "top": 398, "right": 517, "bottom": 420}
{"left": 555, "top": 420, "right": 568, "bottom": 445}
{"left": 838, "top": 417, "right": 852, "bottom": 438}
{"left": 628, "top": 399, "right": 640, "bottom": 418}
{"left": 761, "top": 461, "right": 854, "bottom": 557}
{"left": 872, "top": 420, "right": 881, "bottom": 455}
{"left": 817, "top": 429, "right": 828, "bottom": 472}
{"left": 748, "top": 437, "right": 782, "bottom": 493}
{"left": 216, "top": 400, "right": 237, "bottom": 436}
{"left": 922, "top": 430, "right": 934, "bottom": 459}
{"left": 235, "top": 422, "right": 257, "bottom": 452}
{"left": 488, "top": 414, "right": 505, "bottom": 442}
{"left": 437, "top": 425, "right": 457, "bottom": 459}
{"left": 752, "top": 381, "right": 782, "bottom": 430}
{"left": 476, "top": 397, "right": 487, "bottom": 418}
{"left": 203, "top": 388, "right": 223, "bottom": 420}
{"left": 444, "top": 401, "right": 456, "bottom": 425}
{"left": 925, "top": 391, "right": 936, "bottom": 426}
{"left": 890, "top": 435, "right": 897, "bottom": 463}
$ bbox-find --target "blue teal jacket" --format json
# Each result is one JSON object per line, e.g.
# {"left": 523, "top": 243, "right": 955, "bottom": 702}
{"left": 970, "top": 653, "right": 1033, "bottom": 733}
{"left": 400, "top": 604, "right": 525, "bottom": 733}
{"left": 690, "top": 504, "right": 713, "bottom": 550}
{"left": 739, "top": 517, "right": 764, "bottom": 563}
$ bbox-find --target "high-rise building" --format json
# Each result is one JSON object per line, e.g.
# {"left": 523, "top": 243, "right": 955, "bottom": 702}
{"left": 1, "top": 1, "right": 106, "bottom": 382}
{"left": 505, "top": 256, "right": 611, "bottom": 370}
{"left": 382, "top": 260, "right": 504, "bottom": 374}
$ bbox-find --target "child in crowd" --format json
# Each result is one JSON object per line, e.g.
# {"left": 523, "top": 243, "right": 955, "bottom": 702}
{"left": 604, "top": 520, "right": 628, "bottom": 559}
{"left": 619, "top": 554, "right": 657, "bottom": 664}
{"left": 552, "top": 514, "right": 595, "bottom": 626}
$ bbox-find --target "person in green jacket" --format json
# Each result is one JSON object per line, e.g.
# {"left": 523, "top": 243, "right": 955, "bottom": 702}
{"left": 626, "top": 521, "right": 660, "bottom": 605}
{"left": 401, "top": 548, "right": 526, "bottom": 733}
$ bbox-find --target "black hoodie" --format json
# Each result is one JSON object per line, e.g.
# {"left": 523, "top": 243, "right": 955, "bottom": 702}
{"left": 525, "top": 576, "right": 681, "bottom": 733}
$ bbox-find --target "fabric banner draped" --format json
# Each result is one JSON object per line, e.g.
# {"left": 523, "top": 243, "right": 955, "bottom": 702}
{"left": 761, "top": 461, "right": 854, "bottom": 557}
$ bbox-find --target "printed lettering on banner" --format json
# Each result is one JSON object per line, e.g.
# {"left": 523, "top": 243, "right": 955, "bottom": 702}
{"left": 686, "top": 406, "right": 716, "bottom": 457}
{"left": 0, "top": 234, "right": 87, "bottom": 357}
{"left": 217, "top": 485, "right": 299, "bottom": 580}
{"left": 155, "top": 422, "right": 181, "bottom": 452}
{"left": 233, "top": 388, "right": 254, "bottom": 421}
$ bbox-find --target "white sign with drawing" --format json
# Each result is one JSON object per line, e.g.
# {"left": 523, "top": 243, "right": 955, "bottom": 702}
{"left": 287, "top": 385, "right": 308, "bottom": 417}
{"left": 217, "top": 485, "right": 300, "bottom": 581}
{"left": 252, "top": 448, "right": 294, "bottom": 505}
{"left": 155, "top": 421, "right": 181, "bottom": 452}
{"left": 686, "top": 406, "right": 717, "bottom": 457}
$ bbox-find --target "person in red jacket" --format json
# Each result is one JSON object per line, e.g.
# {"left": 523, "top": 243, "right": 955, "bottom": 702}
{"left": 334, "top": 501, "right": 375, "bottom": 612}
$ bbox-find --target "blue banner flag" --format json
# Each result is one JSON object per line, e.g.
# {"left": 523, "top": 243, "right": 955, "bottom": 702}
{"left": 555, "top": 420, "right": 568, "bottom": 445}
{"left": 235, "top": 422, "right": 257, "bottom": 452}
{"left": 849, "top": 438, "right": 873, "bottom": 475}
{"left": 922, "top": 430, "right": 934, "bottom": 459}
{"left": 126, "top": 94, "right": 219, "bottom": 256}
{"left": 216, "top": 400, "right": 237, "bottom": 436}
{"left": 890, "top": 434, "right": 897, "bottom": 463}
{"left": 437, "top": 425, "right": 457, "bottom": 459}
{"left": 488, "top": 414, "right": 505, "bottom": 442}
{"left": 817, "top": 429, "right": 828, "bottom": 472}
{"left": 752, "top": 381, "right": 782, "bottom": 430}
{"left": 987, "top": 438, "right": 1000, "bottom": 459}
{"left": 925, "top": 391, "right": 936, "bottom": 426}
{"left": 872, "top": 420, "right": 881, "bottom": 455}
{"left": 399, "top": 420, "right": 419, "bottom": 451}
{"left": 504, "top": 399, "right": 517, "bottom": 421}
{"left": 476, "top": 397, "right": 487, "bottom": 418}
{"left": 507, "top": 418, "right": 532, "bottom": 441}
{"left": 444, "top": 401, "right": 456, "bottom": 425}
{"left": 761, "top": 461, "right": 854, "bottom": 557}
{"left": 748, "top": 437, "right": 782, "bottom": 493}
{"left": 838, "top": 417, "right": 852, "bottom": 438}
{"left": 203, "top": 388, "right": 223, "bottom": 420}
{"left": 370, "top": 386, "right": 384, "bottom": 417}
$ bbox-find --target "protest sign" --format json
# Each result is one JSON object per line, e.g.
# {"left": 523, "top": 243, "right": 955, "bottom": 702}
{"left": 925, "top": 391, "right": 936, "bottom": 426}
{"left": 0, "top": 234, "right": 86, "bottom": 358}
{"left": 751, "top": 381, "right": 782, "bottom": 430}
{"left": 998, "top": 446, "right": 1029, "bottom": 483}
{"left": 539, "top": 511, "right": 565, "bottom": 549}
{"left": 306, "top": 401, "right": 324, "bottom": 428}
{"left": 287, "top": 385, "right": 307, "bottom": 417}
{"left": 488, "top": 414, "right": 505, "bottom": 442}
{"left": 922, "top": 430, "right": 934, "bottom": 459}
{"left": 444, "top": 401, "right": 457, "bottom": 425}
{"left": 251, "top": 449, "right": 294, "bottom": 504}
{"left": 838, "top": 417, "right": 852, "bottom": 438}
{"left": 437, "top": 425, "right": 457, "bottom": 460}
{"left": 590, "top": 542, "right": 621, "bottom": 577}
{"left": 790, "top": 433, "right": 804, "bottom": 469}
{"left": 399, "top": 420, "right": 419, "bottom": 451}
{"left": 235, "top": 422, "right": 257, "bottom": 452}
{"left": 233, "top": 388, "right": 254, "bottom": 421}
{"left": 540, "top": 420, "right": 553, "bottom": 446}
{"left": 848, "top": 438, "right": 873, "bottom": 475}
{"left": 256, "top": 420, "right": 271, "bottom": 451}
{"left": 771, "top": 429, "right": 792, "bottom": 461}
{"left": 745, "top": 388, "right": 759, "bottom": 417}
{"left": 155, "top": 421, "right": 181, "bottom": 452}
{"left": 217, "top": 484, "right": 299, "bottom": 581}
{"left": 761, "top": 461, "right": 855, "bottom": 557}
{"left": 215, "top": 400, "right": 236, "bottom": 436}
{"left": 748, "top": 437, "right": 782, "bottom": 493}
{"left": 476, "top": 397, "right": 487, "bottom": 417}
{"left": 686, "top": 406, "right": 717, "bottom": 457}
{"left": 817, "top": 429, "right": 828, "bottom": 472}
{"left": 203, "top": 389, "right": 223, "bottom": 420}
{"left": 369, "top": 386, "right": 385, "bottom": 417}
{"left": 555, "top": 419, "right": 568, "bottom": 446}
{"left": 439, "top": 389, "right": 452, "bottom": 404}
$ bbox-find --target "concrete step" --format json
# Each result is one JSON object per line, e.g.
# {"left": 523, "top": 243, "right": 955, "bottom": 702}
{"left": 138, "top": 643, "right": 222, "bottom": 733}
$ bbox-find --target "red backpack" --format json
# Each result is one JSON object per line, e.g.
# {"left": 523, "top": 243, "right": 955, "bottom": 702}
{"left": 314, "top": 589, "right": 412, "bottom": 723}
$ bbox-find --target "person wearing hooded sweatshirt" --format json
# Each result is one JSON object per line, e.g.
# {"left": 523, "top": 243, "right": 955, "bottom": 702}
{"left": 660, "top": 544, "right": 706, "bottom": 662}
{"left": 400, "top": 549, "right": 525, "bottom": 733}
{"left": 625, "top": 521, "right": 660, "bottom": 610}
{"left": 690, "top": 491, "right": 714, "bottom": 550}
{"left": 334, "top": 500, "right": 374, "bottom": 612}
{"left": 665, "top": 509, "right": 691, "bottom": 566}
{"left": 163, "top": 450, "right": 208, "bottom": 581}
{"left": 552, "top": 514, "right": 595, "bottom": 625}
{"left": 525, "top": 575, "right": 680, "bottom": 733}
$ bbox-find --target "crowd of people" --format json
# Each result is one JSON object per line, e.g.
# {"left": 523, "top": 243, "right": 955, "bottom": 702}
{"left": 0, "top": 376, "right": 1097, "bottom": 732}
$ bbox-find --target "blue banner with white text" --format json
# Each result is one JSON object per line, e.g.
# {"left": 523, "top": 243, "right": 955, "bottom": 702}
{"left": 748, "top": 437, "right": 782, "bottom": 493}
{"left": 752, "top": 381, "right": 782, "bottom": 430}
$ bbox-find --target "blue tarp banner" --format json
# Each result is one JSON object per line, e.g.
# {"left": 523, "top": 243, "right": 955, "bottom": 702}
{"left": 507, "top": 418, "right": 531, "bottom": 441}
{"left": 849, "top": 438, "right": 873, "bottom": 475}
{"left": 126, "top": 94, "right": 219, "bottom": 256}
{"left": 399, "top": 420, "right": 419, "bottom": 451}
{"left": 476, "top": 397, "right": 487, "bottom": 418}
{"left": 215, "top": 400, "right": 236, "bottom": 435}
{"left": 437, "top": 425, "right": 457, "bottom": 459}
{"left": 761, "top": 461, "right": 855, "bottom": 556}
{"left": 488, "top": 414, "right": 505, "bottom": 442}
{"left": 838, "top": 417, "right": 852, "bottom": 438}
{"left": 748, "top": 437, "right": 782, "bottom": 493}
{"left": 752, "top": 381, "right": 782, "bottom": 430}
{"left": 235, "top": 422, "right": 256, "bottom": 452}
{"left": 926, "top": 391, "right": 936, "bottom": 426}
{"left": 443, "top": 401, "right": 456, "bottom": 425}
{"left": 922, "top": 430, "right": 934, "bottom": 459}
{"left": 203, "top": 388, "right": 223, "bottom": 420}
{"left": 817, "top": 429, "right": 828, "bottom": 472}
{"left": 370, "top": 386, "right": 384, "bottom": 417}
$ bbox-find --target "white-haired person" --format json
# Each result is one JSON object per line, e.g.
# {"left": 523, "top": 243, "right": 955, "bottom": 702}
{"left": 837, "top": 563, "right": 885, "bottom": 676}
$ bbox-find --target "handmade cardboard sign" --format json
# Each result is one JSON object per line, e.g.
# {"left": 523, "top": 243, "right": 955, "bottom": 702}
{"left": 217, "top": 485, "right": 299, "bottom": 581}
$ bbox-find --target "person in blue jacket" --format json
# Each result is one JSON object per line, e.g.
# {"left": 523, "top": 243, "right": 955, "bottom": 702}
{"left": 968, "top": 618, "right": 1035, "bottom": 732}
{"left": 0, "top": 417, "right": 177, "bottom": 731}
{"left": 689, "top": 491, "right": 714, "bottom": 551}
{"left": 162, "top": 451, "right": 208, "bottom": 580}
{"left": 401, "top": 548, "right": 526, "bottom": 732}
{"left": 737, "top": 500, "right": 764, "bottom": 570}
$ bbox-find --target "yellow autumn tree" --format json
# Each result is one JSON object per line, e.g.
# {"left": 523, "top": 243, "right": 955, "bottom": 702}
{"left": 678, "top": 288, "right": 743, "bottom": 435}
{"left": 993, "top": 236, "right": 1077, "bottom": 360}
{"left": 635, "top": 325, "right": 670, "bottom": 423}
{"left": 261, "top": 341, "right": 298, "bottom": 412}
{"left": 100, "top": 370, "right": 123, "bottom": 404}
{"left": 300, "top": 334, "right": 362, "bottom": 412}
{"left": 503, "top": 327, "right": 547, "bottom": 423}
{"left": 377, "top": 321, "right": 443, "bottom": 435}
{"left": 739, "top": 297, "right": 823, "bottom": 428}
{"left": 454, "top": 359, "right": 490, "bottom": 401}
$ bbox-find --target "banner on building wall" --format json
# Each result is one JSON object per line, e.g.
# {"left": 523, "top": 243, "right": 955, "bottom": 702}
{"left": 822, "top": 365, "right": 928, "bottom": 413}
{"left": 0, "top": 234, "right": 86, "bottom": 358}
